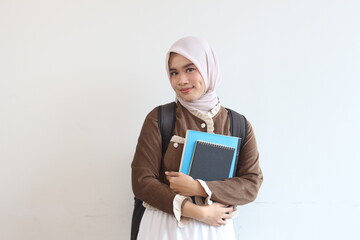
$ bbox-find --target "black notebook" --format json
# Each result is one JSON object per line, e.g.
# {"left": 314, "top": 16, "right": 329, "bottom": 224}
{"left": 189, "top": 140, "right": 236, "bottom": 181}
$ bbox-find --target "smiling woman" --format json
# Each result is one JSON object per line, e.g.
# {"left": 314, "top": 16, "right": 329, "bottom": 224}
{"left": 169, "top": 53, "right": 205, "bottom": 102}
{"left": 131, "top": 36, "right": 263, "bottom": 240}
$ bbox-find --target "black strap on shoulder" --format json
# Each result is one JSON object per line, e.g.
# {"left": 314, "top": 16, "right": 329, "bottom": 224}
{"left": 158, "top": 103, "right": 247, "bottom": 150}
{"left": 226, "top": 108, "right": 248, "bottom": 149}
{"left": 130, "top": 102, "right": 176, "bottom": 240}
{"left": 158, "top": 102, "right": 177, "bottom": 156}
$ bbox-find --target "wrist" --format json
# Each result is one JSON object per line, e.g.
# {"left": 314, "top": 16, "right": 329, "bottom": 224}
{"left": 182, "top": 200, "right": 204, "bottom": 221}
{"left": 195, "top": 180, "right": 208, "bottom": 197}
{"left": 191, "top": 204, "right": 206, "bottom": 222}
{"left": 194, "top": 205, "right": 205, "bottom": 221}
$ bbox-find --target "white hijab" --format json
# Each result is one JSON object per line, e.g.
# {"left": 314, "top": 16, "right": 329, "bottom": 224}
{"left": 165, "top": 36, "right": 221, "bottom": 113}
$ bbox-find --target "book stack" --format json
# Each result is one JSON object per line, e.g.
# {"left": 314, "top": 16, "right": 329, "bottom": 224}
{"left": 179, "top": 130, "right": 241, "bottom": 181}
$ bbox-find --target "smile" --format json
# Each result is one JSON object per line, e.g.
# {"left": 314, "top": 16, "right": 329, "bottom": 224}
{"left": 180, "top": 87, "right": 193, "bottom": 94}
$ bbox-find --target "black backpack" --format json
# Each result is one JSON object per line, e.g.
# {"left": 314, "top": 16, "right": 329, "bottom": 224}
{"left": 130, "top": 102, "right": 248, "bottom": 240}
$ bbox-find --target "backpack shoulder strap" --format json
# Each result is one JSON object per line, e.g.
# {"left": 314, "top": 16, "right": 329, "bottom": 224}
{"left": 226, "top": 108, "right": 248, "bottom": 150}
{"left": 131, "top": 102, "right": 176, "bottom": 240}
{"left": 158, "top": 102, "right": 177, "bottom": 156}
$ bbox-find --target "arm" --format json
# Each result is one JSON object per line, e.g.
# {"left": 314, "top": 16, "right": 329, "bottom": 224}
{"left": 205, "top": 121, "right": 263, "bottom": 205}
{"left": 131, "top": 108, "right": 176, "bottom": 214}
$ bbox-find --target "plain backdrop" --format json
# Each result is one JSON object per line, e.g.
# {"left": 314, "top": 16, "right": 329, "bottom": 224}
{"left": 1, "top": 0, "right": 359, "bottom": 239}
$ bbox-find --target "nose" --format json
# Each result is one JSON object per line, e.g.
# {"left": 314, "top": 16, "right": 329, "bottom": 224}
{"left": 178, "top": 73, "right": 189, "bottom": 85}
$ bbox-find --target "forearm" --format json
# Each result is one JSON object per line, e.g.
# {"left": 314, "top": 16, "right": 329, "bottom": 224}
{"left": 206, "top": 120, "right": 263, "bottom": 205}
{"left": 132, "top": 107, "right": 178, "bottom": 213}
{"left": 206, "top": 174, "right": 263, "bottom": 205}
{"left": 132, "top": 167, "right": 176, "bottom": 214}
{"left": 181, "top": 200, "right": 203, "bottom": 220}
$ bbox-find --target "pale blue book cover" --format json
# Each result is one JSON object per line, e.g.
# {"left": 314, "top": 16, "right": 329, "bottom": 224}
{"left": 179, "top": 130, "right": 241, "bottom": 178}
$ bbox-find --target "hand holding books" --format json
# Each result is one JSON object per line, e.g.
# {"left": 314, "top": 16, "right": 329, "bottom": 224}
{"left": 165, "top": 171, "right": 207, "bottom": 197}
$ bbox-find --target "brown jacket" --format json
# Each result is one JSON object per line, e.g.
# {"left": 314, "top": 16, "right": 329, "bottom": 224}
{"left": 131, "top": 102, "right": 263, "bottom": 214}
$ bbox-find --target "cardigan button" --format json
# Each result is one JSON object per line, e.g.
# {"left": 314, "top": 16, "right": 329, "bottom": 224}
{"left": 201, "top": 123, "right": 206, "bottom": 129}
{"left": 173, "top": 142, "right": 179, "bottom": 148}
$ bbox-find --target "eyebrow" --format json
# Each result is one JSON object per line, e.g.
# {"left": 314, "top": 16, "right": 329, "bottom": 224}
{"left": 169, "top": 63, "right": 195, "bottom": 71}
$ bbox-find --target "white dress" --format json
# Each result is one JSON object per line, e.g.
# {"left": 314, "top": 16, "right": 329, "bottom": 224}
{"left": 137, "top": 208, "right": 236, "bottom": 240}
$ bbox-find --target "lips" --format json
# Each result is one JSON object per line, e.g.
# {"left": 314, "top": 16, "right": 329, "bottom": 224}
{"left": 180, "top": 87, "right": 193, "bottom": 94}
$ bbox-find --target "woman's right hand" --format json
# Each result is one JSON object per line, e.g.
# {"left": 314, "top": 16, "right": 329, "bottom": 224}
{"left": 197, "top": 203, "right": 234, "bottom": 227}
{"left": 182, "top": 201, "right": 234, "bottom": 227}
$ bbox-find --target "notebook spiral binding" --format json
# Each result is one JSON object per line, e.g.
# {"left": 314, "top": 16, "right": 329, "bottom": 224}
{"left": 196, "top": 140, "right": 235, "bottom": 151}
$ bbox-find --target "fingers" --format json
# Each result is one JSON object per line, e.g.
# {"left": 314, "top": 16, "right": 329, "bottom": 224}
{"left": 205, "top": 204, "right": 234, "bottom": 226}
{"left": 222, "top": 212, "right": 233, "bottom": 219}
{"left": 219, "top": 219, "right": 227, "bottom": 225}
{"left": 165, "top": 171, "right": 180, "bottom": 177}
{"left": 224, "top": 206, "right": 235, "bottom": 213}
{"left": 165, "top": 171, "right": 178, "bottom": 182}
{"left": 214, "top": 219, "right": 227, "bottom": 226}
{"left": 217, "top": 211, "right": 232, "bottom": 226}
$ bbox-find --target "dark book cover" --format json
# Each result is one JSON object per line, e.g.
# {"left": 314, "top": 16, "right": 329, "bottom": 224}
{"left": 189, "top": 140, "right": 236, "bottom": 181}
{"left": 179, "top": 130, "right": 241, "bottom": 178}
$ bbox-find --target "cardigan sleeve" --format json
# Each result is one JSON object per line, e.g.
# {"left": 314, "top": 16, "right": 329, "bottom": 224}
{"left": 205, "top": 121, "right": 263, "bottom": 205}
{"left": 131, "top": 107, "right": 176, "bottom": 214}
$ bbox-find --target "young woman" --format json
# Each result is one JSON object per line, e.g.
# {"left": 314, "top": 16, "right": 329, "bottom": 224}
{"left": 131, "top": 36, "right": 263, "bottom": 239}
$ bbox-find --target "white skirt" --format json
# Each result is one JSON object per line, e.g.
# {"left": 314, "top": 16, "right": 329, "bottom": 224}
{"left": 137, "top": 208, "right": 236, "bottom": 240}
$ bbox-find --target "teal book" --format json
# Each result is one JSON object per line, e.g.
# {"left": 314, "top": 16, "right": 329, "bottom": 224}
{"left": 179, "top": 130, "right": 241, "bottom": 180}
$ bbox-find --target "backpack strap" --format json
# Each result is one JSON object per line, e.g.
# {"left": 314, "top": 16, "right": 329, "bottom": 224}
{"left": 158, "top": 102, "right": 177, "bottom": 156}
{"left": 131, "top": 102, "right": 176, "bottom": 240}
{"left": 226, "top": 108, "right": 248, "bottom": 149}
{"left": 157, "top": 103, "right": 247, "bottom": 151}
{"left": 158, "top": 103, "right": 247, "bottom": 151}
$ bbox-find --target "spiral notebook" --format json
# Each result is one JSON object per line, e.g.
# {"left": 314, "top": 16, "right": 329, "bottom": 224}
{"left": 179, "top": 130, "right": 241, "bottom": 180}
{"left": 189, "top": 140, "right": 236, "bottom": 181}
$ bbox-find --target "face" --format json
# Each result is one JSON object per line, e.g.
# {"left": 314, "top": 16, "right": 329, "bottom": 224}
{"left": 168, "top": 53, "right": 205, "bottom": 102}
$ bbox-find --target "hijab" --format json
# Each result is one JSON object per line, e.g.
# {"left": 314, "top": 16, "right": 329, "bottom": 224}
{"left": 165, "top": 36, "right": 221, "bottom": 113}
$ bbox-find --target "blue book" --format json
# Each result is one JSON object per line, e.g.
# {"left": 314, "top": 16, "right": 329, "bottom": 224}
{"left": 179, "top": 130, "right": 241, "bottom": 180}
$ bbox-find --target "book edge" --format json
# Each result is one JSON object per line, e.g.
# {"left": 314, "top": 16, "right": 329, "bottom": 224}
{"left": 179, "top": 129, "right": 191, "bottom": 174}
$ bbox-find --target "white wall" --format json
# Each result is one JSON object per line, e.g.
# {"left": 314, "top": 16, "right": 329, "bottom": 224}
{"left": 1, "top": 0, "right": 359, "bottom": 239}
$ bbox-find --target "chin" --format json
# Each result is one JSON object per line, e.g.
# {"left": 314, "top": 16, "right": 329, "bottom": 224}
{"left": 183, "top": 96, "right": 198, "bottom": 102}
{"left": 178, "top": 92, "right": 201, "bottom": 102}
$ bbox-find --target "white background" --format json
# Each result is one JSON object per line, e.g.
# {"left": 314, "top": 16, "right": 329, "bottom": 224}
{"left": 1, "top": 0, "right": 359, "bottom": 239}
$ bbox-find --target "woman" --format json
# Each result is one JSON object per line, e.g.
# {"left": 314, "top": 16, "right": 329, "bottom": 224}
{"left": 131, "top": 36, "right": 263, "bottom": 239}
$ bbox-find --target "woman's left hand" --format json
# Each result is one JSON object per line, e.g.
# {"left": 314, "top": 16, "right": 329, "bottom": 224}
{"left": 165, "top": 171, "right": 207, "bottom": 197}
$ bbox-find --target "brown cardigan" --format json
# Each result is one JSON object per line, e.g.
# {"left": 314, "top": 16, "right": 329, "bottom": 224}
{"left": 131, "top": 102, "right": 263, "bottom": 214}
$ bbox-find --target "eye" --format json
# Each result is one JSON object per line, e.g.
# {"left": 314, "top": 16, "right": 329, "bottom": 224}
{"left": 186, "top": 68, "right": 195, "bottom": 73}
{"left": 170, "top": 71, "right": 178, "bottom": 76}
